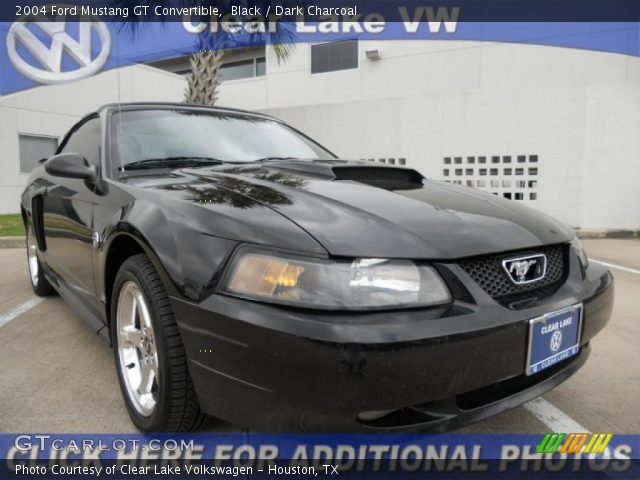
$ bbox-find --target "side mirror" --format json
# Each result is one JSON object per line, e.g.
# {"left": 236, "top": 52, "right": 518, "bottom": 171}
{"left": 45, "top": 153, "right": 95, "bottom": 179}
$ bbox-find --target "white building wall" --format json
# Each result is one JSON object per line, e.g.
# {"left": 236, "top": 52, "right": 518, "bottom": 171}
{"left": 581, "top": 82, "right": 640, "bottom": 230}
{"left": 0, "top": 65, "right": 185, "bottom": 214}
{"left": 217, "top": 41, "right": 640, "bottom": 231}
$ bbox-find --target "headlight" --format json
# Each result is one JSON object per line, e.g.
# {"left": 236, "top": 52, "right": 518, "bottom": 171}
{"left": 221, "top": 250, "right": 452, "bottom": 310}
{"left": 571, "top": 237, "right": 589, "bottom": 269}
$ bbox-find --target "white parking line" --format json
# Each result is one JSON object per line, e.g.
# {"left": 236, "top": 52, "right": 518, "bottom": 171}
{"left": 524, "top": 397, "right": 627, "bottom": 459}
{"left": 524, "top": 397, "right": 589, "bottom": 432}
{"left": 0, "top": 297, "right": 44, "bottom": 328}
{"left": 593, "top": 259, "right": 640, "bottom": 276}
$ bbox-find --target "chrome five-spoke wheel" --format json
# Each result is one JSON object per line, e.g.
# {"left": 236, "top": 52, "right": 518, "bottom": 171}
{"left": 27, "top": 230, "right": 39, "bottom": 287}
{"left": 116, "top": 281, "right": 159, "bottom": 417}
{"left": 111, "top": 254, "right": 207, "bottom": 431}
{"left": 26, "top": 224, "right": 54, "bottom": 297}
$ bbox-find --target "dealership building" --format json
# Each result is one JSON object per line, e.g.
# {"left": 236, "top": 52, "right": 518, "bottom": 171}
{"left": 1, "top": 37, "right": 639, "bottom": 233}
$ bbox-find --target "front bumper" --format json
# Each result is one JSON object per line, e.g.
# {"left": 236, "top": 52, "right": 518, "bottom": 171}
{"left": 171, "top": 255, "right": 614, "bottom": 432}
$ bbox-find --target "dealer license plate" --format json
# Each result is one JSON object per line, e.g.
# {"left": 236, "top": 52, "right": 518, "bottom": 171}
{"left": 526, "top": 304, "right": 583, "bottom": 376}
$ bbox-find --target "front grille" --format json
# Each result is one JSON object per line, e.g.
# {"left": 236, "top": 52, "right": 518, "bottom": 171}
{"left": 458, "top": 244, "right": 567, "bottom": 302}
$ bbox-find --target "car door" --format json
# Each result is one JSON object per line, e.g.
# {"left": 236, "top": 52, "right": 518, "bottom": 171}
{"left": 41, "top": 116, "right": 102, "bottom": 311}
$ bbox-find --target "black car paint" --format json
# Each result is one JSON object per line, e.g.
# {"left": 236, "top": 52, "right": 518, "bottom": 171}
{"left": 21, "top": 103, "right": 613, "bottom": 432}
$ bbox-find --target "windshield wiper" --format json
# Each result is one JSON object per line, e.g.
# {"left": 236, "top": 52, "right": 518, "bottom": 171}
{"left": 120, "top": 157, "right": 224, "bottom": 171}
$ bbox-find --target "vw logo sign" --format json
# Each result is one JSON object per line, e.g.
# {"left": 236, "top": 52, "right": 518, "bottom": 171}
{"left": 549, "top": 330, "right": 563, "bottom": 353}
{"left": 7, "top": 10, "right": 111, "bottom": 84}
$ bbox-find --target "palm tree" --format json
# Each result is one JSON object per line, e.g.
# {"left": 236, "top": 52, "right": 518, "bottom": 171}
{"left": 184, "top": 48, "right": 224, "bottom": 105}
{"left": 113, "top": 0, "right": 299, "bottom": 106}
{"left": 183, "top": 29, "right": 296, "bottom": 106}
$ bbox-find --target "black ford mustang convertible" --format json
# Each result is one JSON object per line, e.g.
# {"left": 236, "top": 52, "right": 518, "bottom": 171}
{"left": 21, "top": 103, "right": 613, "bottom": 432}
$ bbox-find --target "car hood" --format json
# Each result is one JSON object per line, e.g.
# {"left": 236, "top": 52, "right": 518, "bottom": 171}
{"left": 129, "top": 160, "right": 574, "bottom": 259}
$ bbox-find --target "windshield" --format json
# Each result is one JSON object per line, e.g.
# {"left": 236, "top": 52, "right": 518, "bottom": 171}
{"left": 111, "top": 109, "right": 335, "bottom": 171}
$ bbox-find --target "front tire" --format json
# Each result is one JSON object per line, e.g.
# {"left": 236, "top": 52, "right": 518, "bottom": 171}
{"left": 26, "top": 225, "right": 55, "bottom": 297}
{"left": 111, "top": 254, "right": 207, "bottom": 432}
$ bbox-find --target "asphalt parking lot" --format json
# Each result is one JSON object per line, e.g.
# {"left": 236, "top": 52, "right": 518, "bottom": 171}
{"left": 0, "top": 239, "right": 638, "bottom": 434}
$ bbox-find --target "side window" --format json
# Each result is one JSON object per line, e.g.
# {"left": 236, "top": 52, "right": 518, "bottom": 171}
{"left": 60, "top": 118, "right": 101, "bottom": 168}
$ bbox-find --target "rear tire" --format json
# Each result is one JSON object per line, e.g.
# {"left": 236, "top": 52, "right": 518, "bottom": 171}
{"left": 111, "top": 254, "right": 208, "bottom": 432}
{"left": 26, "top": 224, "right": 55, "bottom": 297}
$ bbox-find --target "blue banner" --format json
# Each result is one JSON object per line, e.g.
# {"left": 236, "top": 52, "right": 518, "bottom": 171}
{"left": 1, "top": 434, "right": 639, "bottom": 479}
{"left": 1, "top": 18, "right": 638, "bottom": 96}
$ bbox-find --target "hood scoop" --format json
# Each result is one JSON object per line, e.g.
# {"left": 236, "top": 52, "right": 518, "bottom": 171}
{"left": 332, "top": 165, "right": 424, "bottom": 190}
{"left": 265, "top": 160, "right": 425, "bottom": 190}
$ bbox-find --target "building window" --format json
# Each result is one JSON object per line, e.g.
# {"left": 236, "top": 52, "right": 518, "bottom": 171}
{"left": 311, "top": 40, "right": 358, "bottom": 74}
{"left": 399, "top": 158, "right": 406, "bottom": 165}
{"left": 147, "top": 47, "right": 267, "bottom": 80}
{"left": 256, "top": 57, "right": 266, "bottom": 76}
{"left": 220, "top": 57, "right": 266, "bottom": 81}
{"left": 442, "top": 153, "right": 539, "bottom": 200}
{"left": 19, "top": 134, "right": 58, "bottom": 174}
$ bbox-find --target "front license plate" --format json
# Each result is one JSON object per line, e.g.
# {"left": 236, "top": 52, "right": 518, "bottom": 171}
{"left": 526, "top": 304, "right": 583, "bottom": 376}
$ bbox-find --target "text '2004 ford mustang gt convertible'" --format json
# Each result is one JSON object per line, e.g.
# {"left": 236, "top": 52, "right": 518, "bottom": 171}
{"left": 21, "top": 103, "right": 613, "bottom": 432}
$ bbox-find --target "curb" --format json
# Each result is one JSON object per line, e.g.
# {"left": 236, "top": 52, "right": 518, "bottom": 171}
{"left": 0, "top": 236, "right": 25, "bottom": 249}
{"left": 576, "top": 230, "right": 640, "bottom": 240}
